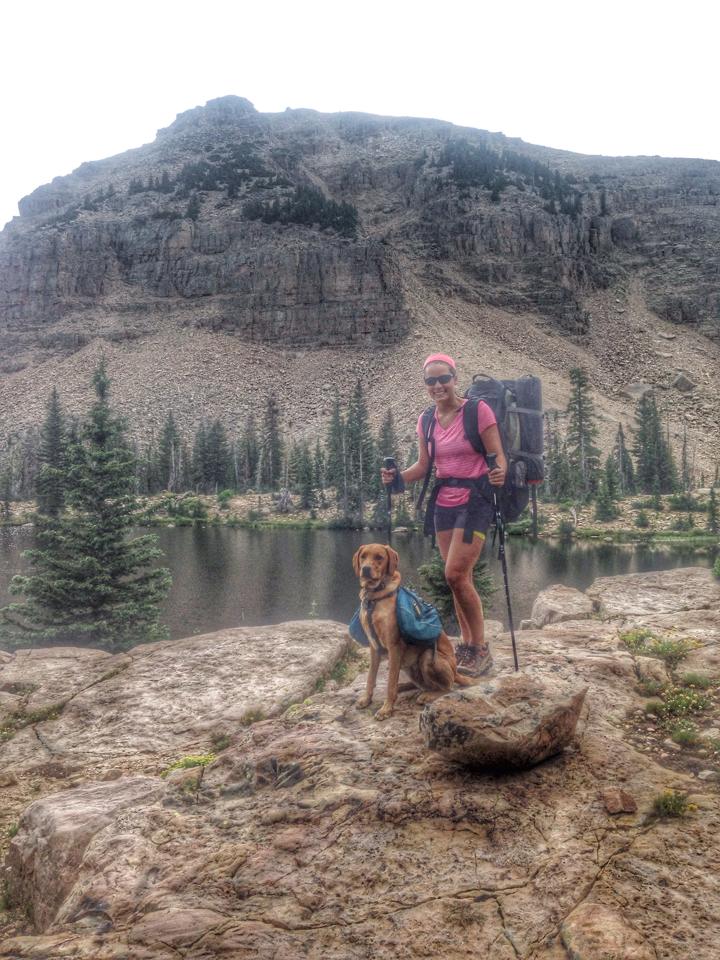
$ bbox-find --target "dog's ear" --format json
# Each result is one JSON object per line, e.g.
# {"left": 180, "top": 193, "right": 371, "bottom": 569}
{"left": 352, "top": 547, "right": 363, "bottom": 577}
{"left": 385, "top": 546, "right": 400, "bottom": 576}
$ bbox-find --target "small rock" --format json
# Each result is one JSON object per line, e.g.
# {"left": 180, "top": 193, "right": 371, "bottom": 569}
{"left": 0, "top": 771, "right": 19, "bottom": 788}
{"left": 697, "top": 770, "right": 719, "bottom": 781}
{"left": 602, "top": 787, "right": 638, "bottom": 814}
{"left": 619, "top": 382, "right": 653, "bottom": 402}
{"left": 672, "top": 373, "right": 696, "bottom": 392}
{"left": 662, "top": 739, "right": 682, "bottom": 752}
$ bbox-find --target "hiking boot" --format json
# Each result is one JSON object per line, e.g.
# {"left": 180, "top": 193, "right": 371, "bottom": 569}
{"left": 455, "top": 643, "right": 493, "bottom": 677}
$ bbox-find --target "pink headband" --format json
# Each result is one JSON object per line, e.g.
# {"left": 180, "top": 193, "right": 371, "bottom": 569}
{"left": 423, "top": 353, "right": 456, "bottom": 372}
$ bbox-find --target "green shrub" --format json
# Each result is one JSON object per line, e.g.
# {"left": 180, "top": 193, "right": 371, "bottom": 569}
{"left": 161, "top": 753, "right": 216, "bottom": 777}
{"left": 620, "top": 627, "right": 656, "bottom": 653}
{"left": 210, "top": 732, "right": 231, "bottom": 752}
{"left": 680, "top": 673, "right": 713, "bottom": 690}
{"left": 644, "top": 699, "right": 664, "bottom": 715}
{"left": 652, "top": 790, "right": 690, "bottom": 818}
{"left": 660, "top": 688, "right": 710, "bottom": 717}
{"left": 637, "top": 679, "right": 665, "bottom": 698}
{"left": 668, "top": 493, "right": 703, "bottom": 512}
{"left": 217, "top": 489, "right": 234, "bottom": 510}
{"left": 416, "top": 550, "right": 495, "bottom": 622}
{"left": 620, "top": 629, "right": 693, "bottom": 667}
{"left": 634, "top": 511, "right": 650, "bottom": 528}
{"left": 713, "top": 556, "right": 720, "bottom": 579}
{"left": 670, "top": 721, "right": 700, "bottom": 746}
{"left": 558, "top": 518, "right": 575, "bottom": 539}
{"left": 650, "top": 638, "right": 695, "bottom": 668}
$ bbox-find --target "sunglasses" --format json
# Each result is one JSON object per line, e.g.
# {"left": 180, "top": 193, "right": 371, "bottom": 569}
{"left": 424, "top": 374, "right": 454, "bottom": 386}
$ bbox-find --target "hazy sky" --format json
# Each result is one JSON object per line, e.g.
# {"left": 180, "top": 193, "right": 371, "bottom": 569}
{"left": 2, "top": 0, "right": 719, "bottom": 228}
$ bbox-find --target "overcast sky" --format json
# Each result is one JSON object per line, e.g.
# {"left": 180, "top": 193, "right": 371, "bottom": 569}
{"left": 2, "top": 0, "right": 719, "bottom": 228}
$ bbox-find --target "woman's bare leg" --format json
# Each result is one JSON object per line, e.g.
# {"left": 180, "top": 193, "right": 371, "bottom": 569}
{"left": 436, "top": 529, "right": 472, "bottom": 645}
{"left": 444, "top": 529, "right": 487, "bottom": 650}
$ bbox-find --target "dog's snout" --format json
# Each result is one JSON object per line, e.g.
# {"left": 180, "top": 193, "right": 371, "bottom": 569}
{"left": 361, "top": 564, "right": 373, "bottom": 578}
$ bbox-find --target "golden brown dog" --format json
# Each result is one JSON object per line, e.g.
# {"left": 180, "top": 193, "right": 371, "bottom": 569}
{"left": 352, "top": 543, "right": 472, "bottom": 721}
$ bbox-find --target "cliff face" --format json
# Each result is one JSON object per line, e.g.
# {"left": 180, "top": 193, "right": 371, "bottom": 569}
{"left": 2, "top": 95, "right": 719, "bottom": 353}
{"left": 0, "top": 96, "right": 719, "bottom": 470}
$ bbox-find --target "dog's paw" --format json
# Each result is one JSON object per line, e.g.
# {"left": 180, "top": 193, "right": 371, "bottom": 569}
{"left": 355, "top": 695, "right": 372, "bottom": 709}
{"left": 373, "top": 706, "right": 393, "bottom": 721}
{"left": 416, "top": 691, "right": 444, "bottom": 705}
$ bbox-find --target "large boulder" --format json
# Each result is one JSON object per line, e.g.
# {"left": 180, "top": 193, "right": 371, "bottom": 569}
{"left": 530, "top": 583, "right": 595, "bottom": 627}
{"left": 419, "top": 671, "right": 588, "bottom": 769}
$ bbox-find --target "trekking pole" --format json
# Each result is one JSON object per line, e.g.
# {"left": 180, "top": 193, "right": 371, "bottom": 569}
{"left": 485, "top": 453, "right": 519, "bottom": 672}
{"left": 382, "top": 457, "right": 405, "bottom": 547}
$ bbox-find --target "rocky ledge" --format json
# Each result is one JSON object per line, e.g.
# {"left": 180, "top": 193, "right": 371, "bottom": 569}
{"left": 1, "top": 568, "right": 719, "bottom": 958}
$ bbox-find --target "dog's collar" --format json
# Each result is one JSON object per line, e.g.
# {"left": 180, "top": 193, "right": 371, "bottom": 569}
{"left": 360, "top": 573, "right": 401, "bottom": 605}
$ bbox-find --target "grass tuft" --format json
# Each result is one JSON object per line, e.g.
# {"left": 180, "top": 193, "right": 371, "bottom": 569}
{"left": 651, "top": 789, "right": 692, "bottom": 818}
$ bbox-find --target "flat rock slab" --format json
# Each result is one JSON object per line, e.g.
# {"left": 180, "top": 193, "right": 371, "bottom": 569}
{"left": 0, "top": 621, "right": 351, "bottom": 774}
{"left": 530, "top": 583, "right": 595, "bottom": 627}
{"left": 586, "top": 567, "right": 720, "bottom": 618}
{"left": 3, "top": 570, "right": 720, "bottom": 959}
{"left": 419, "top": 671, "right": 588, "bottom": 769}
{"left": 561, "top": 901, "right": 655, "bottom": 959}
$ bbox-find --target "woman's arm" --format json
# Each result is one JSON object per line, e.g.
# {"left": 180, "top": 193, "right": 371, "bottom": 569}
{"left": 480, "top": 424, "right": 507, "bottom": 486}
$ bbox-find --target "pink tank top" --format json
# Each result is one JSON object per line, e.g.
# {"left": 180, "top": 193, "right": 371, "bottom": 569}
{"left": 416, "top": 400, "right": 497, "bottom": 507}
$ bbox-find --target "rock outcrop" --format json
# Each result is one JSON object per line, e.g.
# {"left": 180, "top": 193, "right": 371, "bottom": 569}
{"left": 1, "top": 568, "right": 719, "bottom": 958}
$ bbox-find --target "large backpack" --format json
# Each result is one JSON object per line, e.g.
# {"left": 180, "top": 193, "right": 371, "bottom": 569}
{"left": 419, "top": 374, "right": 544, "bottom": 523}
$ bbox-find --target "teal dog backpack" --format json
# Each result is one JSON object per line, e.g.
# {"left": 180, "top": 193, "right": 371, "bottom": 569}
{"left": 349, "top": 586, "right": 442, "bottom": 649}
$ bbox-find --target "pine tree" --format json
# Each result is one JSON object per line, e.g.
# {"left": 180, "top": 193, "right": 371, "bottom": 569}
{"left": 594, "top": 474, "right": 619, "bottom": 521}
{"left": 192, "top": 421, "right": 210, "bottom": 491}
{"left": 565, "top": 368, "right": 600, "bottom": 499}
{"left": 325, "top": 399, "right": 347, "bottom": 506}
{"left": 604, "top": 454, "right": 620, "bottom": 503}
{"left": 240, "top": 414, "right": 259, "bottom": 489}
{"left": 346, "top": 380, "right": 376, "bottom": 519}
{"left": 36, "top": 387, "right": 66, "bottom": 517}
{"left": 708, "top": 488, "right": 719, "bottom": 534}
{"left": 0, "top": 361, "right": 171, "bottom": 650}
{"left": 206, "top": 420, "right": 230, "bottom": 492}
{"left": 544, "top": 412, "right": 573, "bottom": 501}
{"left": 295, "top": 442, "right": 316, "bottom": 509}
{"left": 377, "top": 410, "right": 400, "bottom": 464}
{"left": 614, "top": 423, "right": 635, "bottom": 496}
{"left": 157, "top": 412, "right": 181, "bottom": 492}
{"left": 634, "top": 393, "right": 677, "bottom": 494}
{"left": 0, "top": 462, "right": 12, "bottom": 521}
{"left": 680, "top": 424, "right": 689, "bottom": 492}
{"left": 260, "top": 397, "right": 283, "bottom": 489}
{"left": 313, "top": 439, "right": 326, "bottom": 506}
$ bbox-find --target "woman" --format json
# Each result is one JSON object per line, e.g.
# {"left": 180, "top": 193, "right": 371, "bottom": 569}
{"left": 381, "top": 353, "right": 506, "bottom": 676}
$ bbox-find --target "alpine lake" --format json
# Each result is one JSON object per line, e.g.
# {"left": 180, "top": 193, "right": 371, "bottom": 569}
{"left": 0, "top": 524, "right": 717, "bottom": 644}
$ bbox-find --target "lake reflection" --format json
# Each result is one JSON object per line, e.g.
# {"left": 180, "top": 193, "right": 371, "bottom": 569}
{"left": 0, "top": 525, "right": 715, "bottom": 643}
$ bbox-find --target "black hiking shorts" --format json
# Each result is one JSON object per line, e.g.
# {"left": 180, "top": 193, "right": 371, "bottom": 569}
{"left": 434, "top": 494, "right": 494, "bottom": 541}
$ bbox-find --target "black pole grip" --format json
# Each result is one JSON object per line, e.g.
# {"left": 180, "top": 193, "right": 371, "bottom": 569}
{"left": 382, "top": 457, "right": 405, "bottom": 493}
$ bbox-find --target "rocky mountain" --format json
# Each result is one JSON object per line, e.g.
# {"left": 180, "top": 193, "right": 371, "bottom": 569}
{"left": 0, "top": 96, "right": 718, "bottom": 470}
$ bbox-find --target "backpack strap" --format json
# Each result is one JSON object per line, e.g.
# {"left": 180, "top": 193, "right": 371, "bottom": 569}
{"left": 415, "top": 405, "right": 436, "bottom": 515}
{"left": 462, "top": 397, "right": 487, "bottom": 457}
